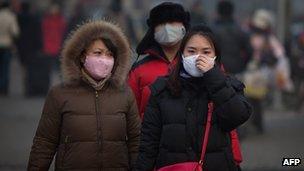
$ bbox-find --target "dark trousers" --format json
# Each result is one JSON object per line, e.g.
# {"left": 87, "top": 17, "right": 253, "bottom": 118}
{"left": 293, "top": 78, "right": 304, "bottom": 111}
{"left": 248, "top": 97, "right": 264, "bottom": 133}
{"left": 0, "top": 48, "right": 12, "bottom": 95}
{"left": 25, "top": 53, "right": 52, "bottom": 97}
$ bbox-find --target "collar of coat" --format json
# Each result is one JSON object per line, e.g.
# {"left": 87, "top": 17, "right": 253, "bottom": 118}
{"left": 81, "top": 69, "right": 110, "bottom": 91}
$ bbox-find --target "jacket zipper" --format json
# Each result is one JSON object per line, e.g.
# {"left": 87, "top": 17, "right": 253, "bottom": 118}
{"left": 61, "top": 135, "right": 69, "bottom": 168}
{"left": 95, "top": 90, "right": 103, "bottom": 169}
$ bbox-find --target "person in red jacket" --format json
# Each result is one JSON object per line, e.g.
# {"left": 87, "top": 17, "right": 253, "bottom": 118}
{"left": 128, "top": 2, "right": 244, "bottom": 169}
{"left": 42, "top": 3, "right": 66, "bottom": 72}
{"left": 128, "top": 2, "right": 190, "bottom": 118}
{"left": 30, "top": 3, "right": 66, "bottom": 96}
{"left": 42, "top": 3, "right": 66, "bottom": 59}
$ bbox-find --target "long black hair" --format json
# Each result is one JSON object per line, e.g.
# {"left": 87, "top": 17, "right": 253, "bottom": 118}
{"left": 167, "top": 24, "right": 222, "bottom": 97}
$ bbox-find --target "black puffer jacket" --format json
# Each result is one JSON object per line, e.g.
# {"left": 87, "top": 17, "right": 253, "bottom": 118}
{"left": 136, "top": 66, "right": 252, "bottom": 171}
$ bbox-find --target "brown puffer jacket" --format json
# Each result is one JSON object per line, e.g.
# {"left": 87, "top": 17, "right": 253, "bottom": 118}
{"left": 28, "top": 20, "right": 141, "bottom": 171}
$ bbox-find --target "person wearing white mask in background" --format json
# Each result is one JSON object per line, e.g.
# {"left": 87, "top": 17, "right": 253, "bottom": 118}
{"left": 136, "top": 25, "right": 252, "bottom": 171}
{"left": 128, "top": 2, "right": 190, "bottom": 119}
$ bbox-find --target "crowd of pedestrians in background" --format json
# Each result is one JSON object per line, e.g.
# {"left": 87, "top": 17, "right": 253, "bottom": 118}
{"left": 0, "top": 0, "right": 303, "bottom": 170}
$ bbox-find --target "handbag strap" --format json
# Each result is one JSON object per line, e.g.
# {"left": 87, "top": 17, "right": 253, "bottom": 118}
{"left": 198, "top": 102, "right": 213, "bottom": 166}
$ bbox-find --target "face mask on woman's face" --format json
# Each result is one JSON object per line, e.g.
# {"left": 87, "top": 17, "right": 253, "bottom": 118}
{"left": 182, "top": 54, "right": 216, "bottom": 77}
{"left": 154, "top": 24, "right": 186, "bottom": 46}
{"left": 83, "top": 55, "right": 114, "bottom": 80}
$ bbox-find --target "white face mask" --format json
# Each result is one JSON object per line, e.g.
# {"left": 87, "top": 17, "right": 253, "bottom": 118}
{"left": 182, "top": 54, "right": 216, "bottom": 77}
{"left": 154, "top": 24, "right": 186, "bottom": 46}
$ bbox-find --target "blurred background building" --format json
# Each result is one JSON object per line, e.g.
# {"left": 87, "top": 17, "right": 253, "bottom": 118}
{"left": 0, "top": 0, "right": 304, "bottom": 170}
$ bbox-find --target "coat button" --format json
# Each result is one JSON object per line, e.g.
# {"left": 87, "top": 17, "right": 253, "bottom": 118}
{"left": 188, "top": 147, "right": 192, "bottom": 151}
{"left": 188, "top": 108, "right": 192, "bottom": 112}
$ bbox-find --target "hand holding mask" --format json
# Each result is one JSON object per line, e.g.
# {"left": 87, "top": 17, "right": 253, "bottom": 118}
{"left": 196, "top": 55, "right": 216, "bottom": 73}
{"left": 182, "top": 54, "right": 216, "bottom": 77}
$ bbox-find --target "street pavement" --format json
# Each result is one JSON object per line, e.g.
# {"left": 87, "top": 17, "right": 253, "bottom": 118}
{"left": 241, "top": 109, "right": 304, "bottom": 171}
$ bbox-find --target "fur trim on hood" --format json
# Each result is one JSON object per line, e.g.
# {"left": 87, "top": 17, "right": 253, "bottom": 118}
{"left": 61, "top": 20, "right": 131, "bottom": 88}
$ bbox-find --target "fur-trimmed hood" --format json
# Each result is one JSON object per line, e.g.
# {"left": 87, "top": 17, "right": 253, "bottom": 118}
{"left": 61, "top": 20, "right": 131, "bottom": 88}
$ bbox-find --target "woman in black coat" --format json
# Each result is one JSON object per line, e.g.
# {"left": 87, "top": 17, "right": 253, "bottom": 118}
{"left": 136, "top": 25, "right": 252, "bottom": 171}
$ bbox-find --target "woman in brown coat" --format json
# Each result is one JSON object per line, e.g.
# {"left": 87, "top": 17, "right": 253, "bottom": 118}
{"left": 28, "top": 20, "right": 141, "bottom": 171}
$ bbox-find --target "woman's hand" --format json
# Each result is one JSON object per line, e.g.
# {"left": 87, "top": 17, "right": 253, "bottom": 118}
{"left": 196, "top": 55, "right": 216, "bottom": 73}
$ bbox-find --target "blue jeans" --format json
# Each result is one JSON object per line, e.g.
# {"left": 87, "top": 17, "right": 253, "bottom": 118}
{"left": 0, "top": 48, "right": 12, "bottom": 95}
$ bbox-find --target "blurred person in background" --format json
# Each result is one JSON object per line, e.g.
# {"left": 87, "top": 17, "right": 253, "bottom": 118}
{"left": 0, "top": 0, "right": 19, "bottom": 96}
{"left": 291, "top": 31, "right": 304, "bottom": 114}
{"left": 16, "top": 1, "right": 43, "bottom": 97}
{"left": 212, "top": 0, "right": 251, "bottom": 78}
{"left": 42, "top": 2, "right": 66, "bottom": 69}
{"left": 104, "top": 0, "right": 138, "bottom": 46}
{"left": 190, "top": 0, "right": 207, "bottom": 25}
{"left": 66, "top": 1, "right": 86, "bottom": 35}
{"left": 28, "top": 20, "right": 141, "bottom": 170}
{"left": 244, "top": 9, "right": 293, "bottom": 134}
{"left": 39, "top": 3, "right": 66, "bottom": 93}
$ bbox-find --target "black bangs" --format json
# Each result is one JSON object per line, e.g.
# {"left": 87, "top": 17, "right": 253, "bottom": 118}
{"left": 100, "top": 38, "right": 118, "bottom": 59}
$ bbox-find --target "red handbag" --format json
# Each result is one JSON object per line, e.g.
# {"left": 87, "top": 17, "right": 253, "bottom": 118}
{"left": 157, "top": 103, "right": 213, "bottom": 171}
